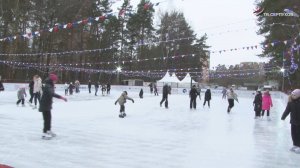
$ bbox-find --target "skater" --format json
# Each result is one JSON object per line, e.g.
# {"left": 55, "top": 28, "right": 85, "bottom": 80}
{"left": 189, "top": 85, "right": 199, "bottom": 109}
{"left": 222, "top": 87, "right": 227, "bottom": 99}
{"left": 114, "top": 91, "right": 134, "bottom": 118}
{"left": 197, "top": 87, "right": 201, "bottom": 100}
{"left": 39, "top": 73, "right": 67, "bottom": 139}
{"left": 203, "top": 88, "right": 211, "bottom": 108}
{"left": 154, "top": 83, "right": 158, "bottom": 96}
{"left": 88, "top": 80, "right": 92, "bottom": 94}
{"left": 33, "top": 75, "right": 42, "bottom": 109}
{"left": 74, "top": 80, "right": 80, "bottom": 93}
{"left": 226, "top": 88, "right": 238, "bottom": 113}
{"left": 69, "top": 82, "right": 74, "bottom": 95}
{"left": 160, "top": 84, "right": 171, "bottom": 109}
{"left": 95, "top": 81, "right": 99, "bottom": 96}
{"left": 253, "top": 90, "right": 262, "bottom": 119}
{"left": 64, "top": 82, "right": 69, "bottom": 96}
{"left": 101, "top": 83, "right": 106, "bottom": 96}
{"left": 107, "top": 83, "right": 111, "bottom": 95}
{"left": 0, "top": 76, "right": 4, "bottom": 92}
{"left": 28, "top": 79, "right": 34, "bottom": 104}
{"left": 16, "top": 87, "right": 27, "bottom": 106}
{"left": 139, "top": 88, "right": 143, "bottom": 99}
{"left": 261, "top": 90, "right": 273, "bottom": 121}
{"left": 281, "top": 89, "right": 300, "bottom": 153}
{"left": 149, "top": 83, "right": 153, "bottom": 94}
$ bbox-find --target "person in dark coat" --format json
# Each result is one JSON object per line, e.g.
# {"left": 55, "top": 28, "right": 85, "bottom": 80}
{"left": 139, "top": 89, "right": 144, "bottom": 99}
{"left": 88, "top": 80, "right": 92, "bottom": 94}
{"left": 95, "top": 81, "right": 99, "bottom": 96}
{"left": 253, "top": 90, "right": 262, "bottom": 119}
{"left": 149, "top": 83, "right": 153, "bottom": 94}
{"left": 0, "top": 79, "right": 4, "bottom": 91}
{"left": 281, "top": 89, "right": 300, "bottom": 153}
{"left": 203, "top": 89, "right": 211, "bottom": 108}
{"left": 107, "top": 83, "right": 111, "bottom": 95}
{"left": 154, "top": 84, "right": 158, "bottom": 96}
{"left": 39, "top": 74, "right": 67, "bottom": 139}
{"left": 160, "top": 84, "right": 171, "bottom": 108}
{"left": 190, "top": 85, "right": 199, "bottom": 109}
{"left": 28, "top": 79, "right": 34, "bottom": 104}
{"left": 69, "top": 82, "right": 74, "bottom": 95}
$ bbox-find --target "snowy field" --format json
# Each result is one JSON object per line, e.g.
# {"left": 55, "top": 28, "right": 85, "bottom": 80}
{"left": 0, "top": 89, "right": 299, "bottom": 168}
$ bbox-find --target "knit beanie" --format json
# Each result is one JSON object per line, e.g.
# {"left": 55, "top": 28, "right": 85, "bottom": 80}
{"left": 49, "top": 73, "right": 58, "bottom": 82}
{"left": 291, "top": 89, "right": 300, "bottom": 99}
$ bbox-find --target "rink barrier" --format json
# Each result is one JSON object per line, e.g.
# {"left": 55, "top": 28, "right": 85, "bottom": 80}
{"left": 2, "top": 83, "right": 289, "bottom": 101}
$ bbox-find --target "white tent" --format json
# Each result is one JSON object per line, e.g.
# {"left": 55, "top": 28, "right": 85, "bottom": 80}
{"left": 179, "top": 73, "right": 197, "bottom": 88}
{"left": 180, "top": 73, "right": 197, "bottom": 84}
{"left": 157, "top": 71, "right": 180, "bottom": 87}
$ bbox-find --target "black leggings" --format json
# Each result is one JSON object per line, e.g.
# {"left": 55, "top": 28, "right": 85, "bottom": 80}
{"left": 33, "top": 92, "right": 40, "bottom": 106}
{"left": 291, "top": 124, "right": 300, "bottom": 147}
{"left": 228, "top": 99, "right": 234, "bottom": 109}
{"left": 42, "top": 111, "right": 52, "bottom": 133}
{"left": 261, "top": 110, "right": 270, "bottom": 116}
{"left": 203, "top": 100, "right": 210, "bottom": 107}
{"left": 120, "top": 105, "right": 125, "bottom": 112}
{"left": 190, "top": 97, "right": 197, "bottom": 109}
{"left": 17, "top": 99, "right": 25, "bottom": 105}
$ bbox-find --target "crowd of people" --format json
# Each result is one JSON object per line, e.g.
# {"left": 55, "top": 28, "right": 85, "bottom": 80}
{"left": 0, "top": 76, "right": 299, "bottom": 153}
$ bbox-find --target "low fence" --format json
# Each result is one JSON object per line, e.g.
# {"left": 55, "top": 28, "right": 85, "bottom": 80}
{"left": 2, "top": 83, "right": 289, "bottom": 104}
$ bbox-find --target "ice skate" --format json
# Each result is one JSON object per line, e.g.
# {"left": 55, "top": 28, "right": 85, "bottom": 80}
{"left": 47, "top": 130, "right": 56, "bottom": 137}
{"left": 122, "top": 112, "right": 126, "bottom": 117}
{"left": 293, "top": 147, "right": 300, "bottom": 154}
{"left": 119, "top": 113, "right": 124, "bottom": 118}
{"left": 290, "top": 146, "right": 298, "bottom": 152}
{"left": 32, "top": 106, "right": 37, "bottom": 109}
{"left": 42, "top": 132, "right": 52, "bottom": 140}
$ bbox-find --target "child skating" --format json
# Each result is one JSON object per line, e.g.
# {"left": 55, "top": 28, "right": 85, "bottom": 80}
{"left": 16, "top": 87, "right": 27, "bottom": 107}
{"left": 226, "top": 88, "right": 238, "bottom": 113}
{"left": 115, "top": 91, "right": 134, "bottom": 118}
{"left": 253, "top": 90, "right": 262, "bottom": 119}
{"left": 261, "top": 90, "right": 273, "bottom": 121}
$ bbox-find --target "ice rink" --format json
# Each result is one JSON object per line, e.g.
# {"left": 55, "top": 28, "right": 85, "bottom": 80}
{"left": 0, "top": 89, "right": 299, "bottom": 168}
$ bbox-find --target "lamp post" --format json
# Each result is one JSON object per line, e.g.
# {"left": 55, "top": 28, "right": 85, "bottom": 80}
{"left": 280, "top": 67, "right": 285, "bottom": 91}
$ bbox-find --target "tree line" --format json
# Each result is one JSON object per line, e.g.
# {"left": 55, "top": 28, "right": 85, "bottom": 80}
{"left": 0, "top": 0, "right": 209, "bottom": 84}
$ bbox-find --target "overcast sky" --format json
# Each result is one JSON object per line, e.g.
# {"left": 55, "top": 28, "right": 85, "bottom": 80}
{"left": 114, "top": 0, "right": 270, "bottom": 69}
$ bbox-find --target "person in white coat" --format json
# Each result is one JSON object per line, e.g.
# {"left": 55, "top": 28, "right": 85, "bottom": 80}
{"left": 33, "top": 75, "right": 42, "bottom": 109}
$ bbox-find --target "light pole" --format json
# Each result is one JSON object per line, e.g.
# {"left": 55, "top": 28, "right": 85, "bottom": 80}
{"left": 280, "top": 67, "right": 285, "bottom": 91}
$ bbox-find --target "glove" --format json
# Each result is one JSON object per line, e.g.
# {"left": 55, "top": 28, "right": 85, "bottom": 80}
{"left": 61, "top": 97, "right": 67, "bottom": 102}
{"left": 132, "top": 100, "right": 134, "bottom": 103}
{"left": 115, "top": 101, "right": 117, "bottom": 105}
{"left": 281, "top": 117, "right": 284, "bottom": 120}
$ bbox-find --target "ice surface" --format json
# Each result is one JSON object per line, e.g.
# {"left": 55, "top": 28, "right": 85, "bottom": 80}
{"left": 0, "top": 90, "right": 299, "bottom": 168}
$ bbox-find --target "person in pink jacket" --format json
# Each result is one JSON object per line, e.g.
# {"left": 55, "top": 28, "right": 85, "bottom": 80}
{"left": 262, "top": 90, "right": 273, "bottom": 120}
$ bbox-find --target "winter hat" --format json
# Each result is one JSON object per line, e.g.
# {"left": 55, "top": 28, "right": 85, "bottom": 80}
{"left": 49, "top": 73, "right": 58, "bottom": 81}
{"left": 124, "top": 91, "right": 128, "bottom": 95}
{"left": 291, "top": 89, "right": 300, "bottom": 99}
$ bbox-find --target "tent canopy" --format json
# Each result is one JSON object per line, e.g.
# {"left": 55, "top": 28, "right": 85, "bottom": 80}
{"left": 157, "top": 71, "right": 180, "bottom": 83}
{"left": 180, "top": 73, "right": 197, "bottom": 83}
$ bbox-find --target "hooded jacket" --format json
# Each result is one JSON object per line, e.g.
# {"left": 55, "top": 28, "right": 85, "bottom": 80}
{"left": 39, "top": 78, "right": 62, "bottom": 112}
{"left": 33, "top": 77, "right": 42, "bottom": 93}
{"left": 115, "top": 92, "right": 133, "bottom": 105}
{"left": 262, "top": 93, "right": 273, "bottom": 110}
{"left": 282, "top": 97, "right": 300, "bottom": 125}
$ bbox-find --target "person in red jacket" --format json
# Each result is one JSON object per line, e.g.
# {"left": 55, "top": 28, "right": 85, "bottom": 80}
{"left": 281, "top": 89, "right": 300, "bottom": 153}
{"left": 261, "top": 90, "right": 273, "bottom": 120}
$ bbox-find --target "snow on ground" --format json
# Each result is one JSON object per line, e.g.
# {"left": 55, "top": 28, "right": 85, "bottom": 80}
{"left": 0, "top": 90, "right": 299, "bottom": 168}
